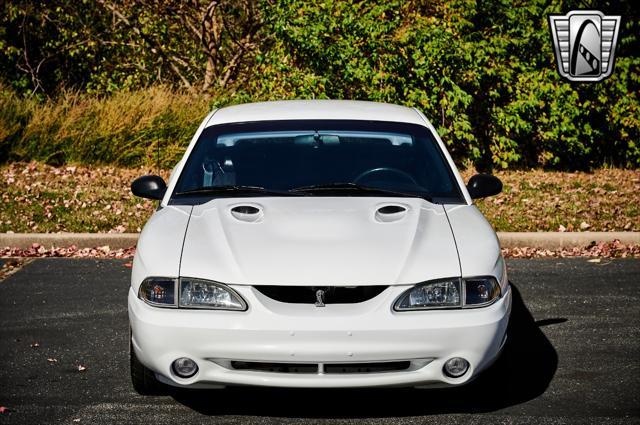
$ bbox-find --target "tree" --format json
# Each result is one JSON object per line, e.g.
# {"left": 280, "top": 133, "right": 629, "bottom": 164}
{"left": 0, "top": 0, "right": 263, "bottom": 94}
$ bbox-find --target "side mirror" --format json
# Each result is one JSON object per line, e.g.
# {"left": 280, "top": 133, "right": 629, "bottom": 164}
{"left": 466, "top": 174, "right": 502, "bottom": 199}
{"left": 131, "top": 175, "right": 167, "bottom": 200}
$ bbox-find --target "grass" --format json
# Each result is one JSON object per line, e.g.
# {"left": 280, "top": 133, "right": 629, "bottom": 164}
{"left": 1, "top": 162, "right": 638, "bottom": 234}
{"left": 0, "top": 85, "right": 210, "bottom": 167}
{"left": 0, "top": 163, "right": 166, "bottom": 233}
{"left": 461, "top": 168, "right": 640, "bottom": 232}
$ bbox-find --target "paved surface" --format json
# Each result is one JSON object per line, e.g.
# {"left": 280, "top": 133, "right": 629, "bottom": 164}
{"left": 0, "top": 258, "right": 638, "bottom": 424}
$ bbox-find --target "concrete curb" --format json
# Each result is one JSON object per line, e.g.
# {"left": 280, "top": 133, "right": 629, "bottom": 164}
{"left": 1, "top": 232, "right": 639, "bottom": 250}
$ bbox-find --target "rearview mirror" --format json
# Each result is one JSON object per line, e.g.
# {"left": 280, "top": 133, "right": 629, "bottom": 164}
{"left": 466, "top": 174, "right": 502, "bottom": 199}
{"left": 131, "top": 175, "right": 167, "bottom": 200}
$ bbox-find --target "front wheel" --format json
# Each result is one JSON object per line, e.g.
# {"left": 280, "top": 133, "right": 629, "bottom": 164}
{"left": 130, "top": 338, "right": 164, "bottom": 395}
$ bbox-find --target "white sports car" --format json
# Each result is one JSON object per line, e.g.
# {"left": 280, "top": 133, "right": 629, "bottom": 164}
{"left": 128, "top": 100, "right": 510, "bottom": 393}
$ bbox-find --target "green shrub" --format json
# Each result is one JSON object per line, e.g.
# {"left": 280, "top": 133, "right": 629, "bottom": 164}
{"left": 0, "top": 0, "right": 638, "bottom": 169}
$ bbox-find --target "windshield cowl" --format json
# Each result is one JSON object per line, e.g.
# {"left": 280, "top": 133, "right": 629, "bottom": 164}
{"left": 174, "top": 185, "right": 301, "bottom": 197}
{"left": 171, "top": 183, "right": 439, "bottom": 205}
{"left": 289, "top": 182, "right": 432, "bottom": 202}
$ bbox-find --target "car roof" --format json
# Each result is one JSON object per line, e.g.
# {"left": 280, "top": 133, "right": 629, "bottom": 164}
{"left": 206, "top": 100, "right": 427, "bottom": 127}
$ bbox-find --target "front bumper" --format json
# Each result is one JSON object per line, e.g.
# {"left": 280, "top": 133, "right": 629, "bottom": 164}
{"left": 128, "top": 284, "right": 511, "bottom": 388}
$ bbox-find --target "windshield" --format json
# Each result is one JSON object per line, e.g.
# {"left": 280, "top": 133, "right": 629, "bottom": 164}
{"left": 171, "top": 120, "right": 463, "bottom": 204}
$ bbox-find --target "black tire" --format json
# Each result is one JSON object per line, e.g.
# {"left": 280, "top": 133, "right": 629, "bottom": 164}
{"left": 130, "top": 338, "right": 164, "bottom": 395}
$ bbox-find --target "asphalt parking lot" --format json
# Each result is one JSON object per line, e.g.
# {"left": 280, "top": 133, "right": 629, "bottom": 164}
{"left": 0, "top": 258, "right": 638, "bottom": 424}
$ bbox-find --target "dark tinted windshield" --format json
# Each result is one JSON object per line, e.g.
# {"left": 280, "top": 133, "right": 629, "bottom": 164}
{"left": 172, "top": 120, "right": 463, "bottom": 203}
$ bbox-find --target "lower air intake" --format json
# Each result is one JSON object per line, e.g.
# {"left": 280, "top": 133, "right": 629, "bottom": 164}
{"left": 324, "top": 361, "right": 410, "bottom": 374}
{"left": 229, "top": 361, "right": 411, "bottom": 374}
{"left": 230, "top": 361, "right": 317, "bottom": 374}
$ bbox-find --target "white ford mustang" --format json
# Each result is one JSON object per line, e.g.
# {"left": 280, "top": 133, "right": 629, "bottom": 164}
{"left": 128, "top": 100, "right": 510, "bottom": 393}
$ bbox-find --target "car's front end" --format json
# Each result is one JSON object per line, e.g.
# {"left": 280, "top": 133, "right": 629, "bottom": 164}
{"left": 129, "top": 277, "right": 510, "bottom": 389}
{"left": 128, "top": 101, "right": 510, "bottom": 391}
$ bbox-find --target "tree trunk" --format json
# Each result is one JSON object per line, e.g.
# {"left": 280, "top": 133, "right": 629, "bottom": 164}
{"left": 202, "top": 56, "right": 215, "bottom": 91}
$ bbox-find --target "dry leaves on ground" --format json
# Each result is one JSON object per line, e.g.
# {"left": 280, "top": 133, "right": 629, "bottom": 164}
{"left": 461, "top": 168, "right": 640, "bottom": 232}
{"left": 0, "top": 243, "right": 135, "bottom": 259}
{"left": 0, "top": 258, "right": 32, "bottom": 281}
{"left": 0, "top": 162, "right": 167, "bottom": 233}
{"left": 2, "top": 240, "right": 639, "bottom": 260}
{"left": 502, "top": 239, "right": 640, "bottom": 258}
{"left": 0, "top": 162, "right": 638, "bottom": 233}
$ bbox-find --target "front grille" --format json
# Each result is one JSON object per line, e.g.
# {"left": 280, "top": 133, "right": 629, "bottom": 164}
{"left": 228, "top": 361, "right": 411, "bottom": 374}
{"left": 254, "top": 285, "right": 387, "bottom": 304}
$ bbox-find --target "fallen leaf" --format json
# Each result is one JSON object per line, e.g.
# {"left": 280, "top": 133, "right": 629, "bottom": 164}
{"left": 580, "top": 221, "right": 591, "bottom": 230}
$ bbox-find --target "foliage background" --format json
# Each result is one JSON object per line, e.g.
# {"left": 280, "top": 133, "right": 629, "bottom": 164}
{"left": 0, "top": 0, "right": 638, "bottom": 170}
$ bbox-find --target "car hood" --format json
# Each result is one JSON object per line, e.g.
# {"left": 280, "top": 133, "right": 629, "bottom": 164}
{"left": 179, "top": 197, "right": 461, "bottom": 286}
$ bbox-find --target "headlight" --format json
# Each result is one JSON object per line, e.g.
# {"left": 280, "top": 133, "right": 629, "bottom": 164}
{"left": 394, "top": 277, "right": 500, "bottom": 311}
{"left": 138, "top": 278, "right": 178, "bottom": 307}
{"left": 394, "top": 279, "right": 461, "bottom": 310}
{"left": 138, "top": 277, "right": 247, "bottom": 311}
{"left": 179, "top": 278, "right": 247, "bottom": 310}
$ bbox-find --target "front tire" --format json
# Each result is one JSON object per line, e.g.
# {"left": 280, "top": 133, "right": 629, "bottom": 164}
{"left": 130, "top": 338, "right": 163, "bottom": 395}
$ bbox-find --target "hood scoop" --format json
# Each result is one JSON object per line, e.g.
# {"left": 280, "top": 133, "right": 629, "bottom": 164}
{"left": 230, "top": 204, "right": 263, "bottom": 223}
{"left": 375, "top": 204, "right": 408, "bottom": 223}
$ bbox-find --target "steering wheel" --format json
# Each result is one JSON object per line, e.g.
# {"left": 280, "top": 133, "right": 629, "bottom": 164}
{"left": 353, "top": 167, "right": 418, "bottom": 186}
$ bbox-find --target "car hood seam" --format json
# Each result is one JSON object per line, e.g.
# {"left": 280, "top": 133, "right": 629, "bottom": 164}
{"left": 177, "top": 205, "right": 194, "bottom": 277}
{"left": 443, "top": 206, "right": 463, "bottom": 277}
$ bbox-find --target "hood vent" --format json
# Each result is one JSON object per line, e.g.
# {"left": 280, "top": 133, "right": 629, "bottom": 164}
{"left": 375, "top": 204, "right": 408, "bottom": 223}
{"left": 230, "top": 204, "right": 263, "bottom": 222}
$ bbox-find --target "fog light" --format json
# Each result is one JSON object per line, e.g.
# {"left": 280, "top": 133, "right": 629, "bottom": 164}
{"left": 172, "top": 357, "right": 198, "bottom": 378}
{"left": 443, "top": 357, "right": 469, "bottom": 378}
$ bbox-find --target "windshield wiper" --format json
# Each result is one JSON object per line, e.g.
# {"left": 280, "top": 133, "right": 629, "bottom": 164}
{"left": 289, "top": 182, "right": 431, "bottom": 201}
{"left": 175, "top": 185, "right": 301, "bottom": 197}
